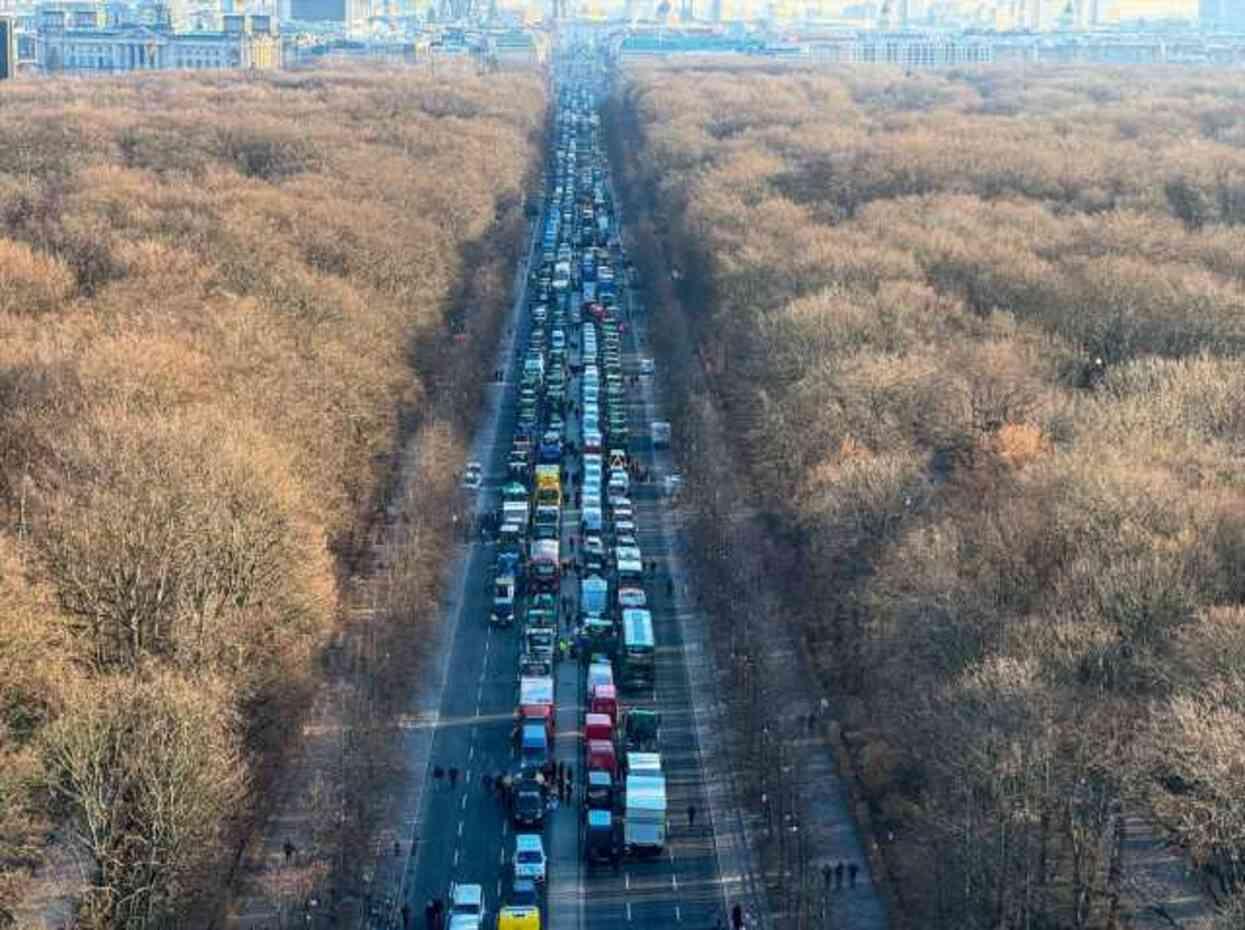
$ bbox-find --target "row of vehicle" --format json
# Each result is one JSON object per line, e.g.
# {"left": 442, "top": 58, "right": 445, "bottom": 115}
{"left": 547, "top": 74, "right": 674, "bottom": 869}
{"left": 449, "top": 60, "right": 670, "bottom": 930}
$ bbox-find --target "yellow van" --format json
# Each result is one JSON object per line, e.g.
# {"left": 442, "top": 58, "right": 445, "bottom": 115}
{"left": 497, "top": 905, "right": 540, "bottom": 930}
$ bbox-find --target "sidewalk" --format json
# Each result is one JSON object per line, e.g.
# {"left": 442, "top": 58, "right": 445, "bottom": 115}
{"left": 1122, "top": 814, "right": 1216, "bottom": 930}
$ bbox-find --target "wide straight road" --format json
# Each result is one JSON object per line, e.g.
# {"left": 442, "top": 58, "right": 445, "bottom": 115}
{"left": 402, "top": 57, "right": 733, "bottom": 930}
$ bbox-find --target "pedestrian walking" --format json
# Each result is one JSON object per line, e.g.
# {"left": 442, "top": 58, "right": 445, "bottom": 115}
{"left": 400, "top": 902, "right": 411, "bottom": 930}
{"left": 835, "top": 861, "right": 844, "bottom": 888}
{"left": 283, "top": 839, "right": 296, "bottom": 863}
{"left": 394, "top": 840, "right": 401, "bottom": 857}
{"left": 482, "top": 772, "right": 493, "bottom": 794}
{"left": 731, "top": 902, "right": 744, "bottom": 930}
{"left": 448, "top": 766, "right": 459, "bottom": 788}
{"left": 688, "top": 803, "right": 697, "bottom": 830}
{"left": 849, "top": 862, "right": 859, "bottom": 887}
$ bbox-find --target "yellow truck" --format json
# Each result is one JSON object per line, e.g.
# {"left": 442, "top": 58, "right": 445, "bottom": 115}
{"left": 534, "top": 464, "right": 561, "bottom": 509}
{"left": 498, "top": 905, "right": 540, "bottom": 930}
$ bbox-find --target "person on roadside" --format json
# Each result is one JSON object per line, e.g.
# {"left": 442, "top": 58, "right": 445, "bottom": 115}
{"left": 835, "top": 861, "right": 845, "bottom": 888}
{"left": 849, "top": 862, "right": 859, "bottom": 887}
{"left": 688, "top": 803, "right": 697, "bottom": 830}
{"left": 448, "top": 766, "right": 459, "bottom": 789}
{"left": 432, "top": 766, "right": 444, "bottom": 789}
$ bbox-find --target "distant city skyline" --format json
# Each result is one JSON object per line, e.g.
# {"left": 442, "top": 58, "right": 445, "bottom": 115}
{"left": 531, "top": 0, "right": 1203, "bottom": 22}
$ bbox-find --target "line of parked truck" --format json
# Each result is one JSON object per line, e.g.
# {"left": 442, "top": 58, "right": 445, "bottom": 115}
{"left": 450, "top": 55, "right": 672, "bottom": 930}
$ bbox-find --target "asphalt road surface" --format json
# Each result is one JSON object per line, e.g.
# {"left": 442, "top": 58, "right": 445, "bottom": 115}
{"left": 402, "top": 64, "right": 729, "bottom": 930}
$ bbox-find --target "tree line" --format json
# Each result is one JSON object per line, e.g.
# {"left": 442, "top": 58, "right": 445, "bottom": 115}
{"left": 0, "top": 62, "right": 544, "bottom": 928}
{"left": 612, "top": 61, "right": 1245, "bottom": 929}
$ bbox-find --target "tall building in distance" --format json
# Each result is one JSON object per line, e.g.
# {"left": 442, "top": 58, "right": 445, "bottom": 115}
{"left": 1201, "top": 0, "right": 1245, "bottom": 28}
{"left": 0, "top": 14, "right": 15, "bottom": 77}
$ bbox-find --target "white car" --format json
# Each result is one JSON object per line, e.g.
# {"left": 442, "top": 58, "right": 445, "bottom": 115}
{"left": 461, "top": 462, "right": 483, "bottom": 490}
{"left": 449, "top": 882, "right": 485, "bottom": 923}
{"left": 514, "top": 834, "right": 547, "bottom": 884}
{"left": 640, "top": 358, "right": 655, "bottom": 376}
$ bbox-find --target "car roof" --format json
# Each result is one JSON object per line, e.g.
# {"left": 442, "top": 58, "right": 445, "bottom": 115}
{"left": 588, "top": 808, "right": 613, "bottom": 827}
{"left": 451, "top": 883, "right": 483, "bottom": 905}
{"left": 516, "top": 833, "right": 544, "bottom": 850}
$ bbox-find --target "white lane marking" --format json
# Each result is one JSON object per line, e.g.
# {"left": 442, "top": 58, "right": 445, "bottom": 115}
{"left": 454, "top": 849, "right": 460, "bottom": 867}
{"left": 502, "top": 819, "right": 509, "bottom": 836}
{"left": 469, "top": 745, "right": 475, "bottom": 761}
{"left": 500, "top": 848, "right": 506, "bottom": 865}
{"left": 458, "top": 820, "right": 464, "bottom": 837}
{"left": 461, "top": 794, "right": 468, "bottom": 811}
{"left": 672, "top": 874, "right": 678, "bottom": 890}
{"left": 625, "top": 872, "right": 630, "bottom": 891}
{"left": 497, "top": 878, "right": 503, "bottom": 899}
{"left": 675, "top": 906, "right": 682, "bottom": 922}
{"left": 626, "top": 902, "right": 633, "bottom": 922}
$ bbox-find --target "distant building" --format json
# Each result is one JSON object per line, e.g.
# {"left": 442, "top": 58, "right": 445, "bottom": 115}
{"left": 0, "top": 14, "right": 15, "bottom": 76}
{"left": 35, "top": 6, "right": 281, "bottom": 70}
{"left": 1201, "top": 0, "right": 1245, "bottom": 29}
{"left": 810, "top": 30, "right": 993, "bottom": 63}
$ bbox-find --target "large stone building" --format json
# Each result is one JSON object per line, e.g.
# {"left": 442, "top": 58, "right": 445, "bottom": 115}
{"left": 35, "top": 6, "right": 282, "bottom": 71}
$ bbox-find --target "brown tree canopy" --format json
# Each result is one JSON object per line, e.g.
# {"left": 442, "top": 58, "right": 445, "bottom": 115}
{"left": 0, "top": 61, "right": 544, "bottom": 927}
{"left": 615, "top": 61, "right": 1245, "bottom": 928}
